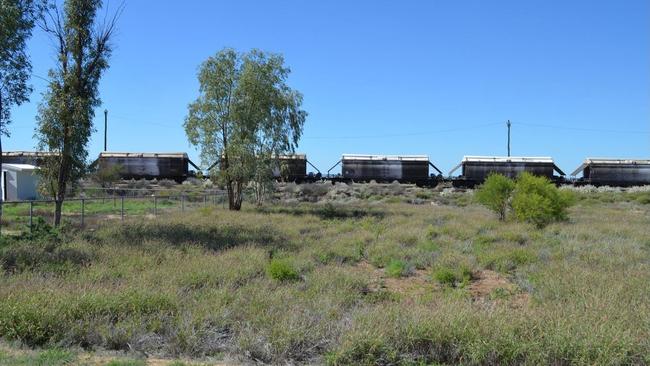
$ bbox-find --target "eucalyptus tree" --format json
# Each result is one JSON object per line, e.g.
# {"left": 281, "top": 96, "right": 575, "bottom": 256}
{"left": 0, "top": 0, "right": 41, "bottom": 229}
{"left": 35, "top": 0, "right": 121, "bottom": 226}
{"left": 185, "top": 48, "right": 306, "bottom": 210}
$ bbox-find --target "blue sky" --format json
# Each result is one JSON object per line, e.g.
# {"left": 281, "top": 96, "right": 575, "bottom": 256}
{"left": 7, "top": 0, "right": 650, "bottom": 175}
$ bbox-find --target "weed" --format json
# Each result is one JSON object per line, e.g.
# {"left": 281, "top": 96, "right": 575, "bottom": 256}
{"left": 385, "top": 260, "right": 408, "bottom": 278}
{"left": 267, "top": 258, "right": 300, "bottom": 281}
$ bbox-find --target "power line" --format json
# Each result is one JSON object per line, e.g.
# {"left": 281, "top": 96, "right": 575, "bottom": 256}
{"left": 516, "top": 122, "right": 650, "bottom": 135}
{"left": 303, "top": 122, "right": 503, "bottom": 140}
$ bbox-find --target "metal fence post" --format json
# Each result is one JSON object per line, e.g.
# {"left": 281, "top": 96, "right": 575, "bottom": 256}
{"left": 204, "top": 194, "right": 207, "bottom": 207}
{"left": 181, "top": 195, "right": 185, "bottom": 212}
{"left": 121, "top": 196, "right": 124, "bottom": 221}
{"left": 29, "top": 201, "right": 33, "bottom": 233}
{"left": 81, "top": 199, "right": 85, "bottom": 227}
{"left": 153, "top": 195, "right": 157, "bottom": 216}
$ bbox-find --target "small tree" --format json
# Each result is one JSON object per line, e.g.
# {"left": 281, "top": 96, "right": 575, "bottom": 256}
{"left": 35, "top": 0, "right": 121, "bottom": 226}
{"left": 511, "top": 172, "right": 574, "bottom": 228}
{"left": 475, "top": 173, "right": 515, "bottom": 220}
{"left": 184, "top": 48, "right": 306, "bottom": 210}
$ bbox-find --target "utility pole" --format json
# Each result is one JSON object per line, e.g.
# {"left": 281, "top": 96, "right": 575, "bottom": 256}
{"left": 104, "top": 109, "right": 108, "bottom": 151}
{"left": 506, "top": 119, "right": 511, "bottom": 157}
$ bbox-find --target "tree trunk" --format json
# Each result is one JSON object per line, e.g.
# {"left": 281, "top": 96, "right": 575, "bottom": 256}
{"left": 230, "top": 180, "right": 242, "bottom": 210}
{"left": 54, "top": 199, "right": 63, "bottom": 226}
{"left": 53, "top": 155, "right": 68, "bottom": 226}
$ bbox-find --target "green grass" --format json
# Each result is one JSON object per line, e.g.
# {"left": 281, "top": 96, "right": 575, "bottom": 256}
{"left": 0, "top": 193, "right": 649, "bottom": 365}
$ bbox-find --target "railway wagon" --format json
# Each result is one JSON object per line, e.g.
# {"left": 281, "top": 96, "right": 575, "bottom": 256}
{"left": 571, "top": 158, "right": 650, "bottom": 186}
{"left": 97, "top": 152, "right": 190, "bottom": 182}
{"left": 272, "top": 154, "right": 308, "bottom": 181}
{"left": 338, "top": 154, "right": 441, "bottom": 184}
{"left": 1, "top": 151, "right": 58, "bottom": 166}
{"left": 450, "top": 156, "right": 565, "bottom": 186}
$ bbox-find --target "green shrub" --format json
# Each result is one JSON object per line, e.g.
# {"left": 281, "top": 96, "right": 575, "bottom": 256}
{"left": 267, "top": 258, "right": 300, "bottom": 281}
{"left": 475, "top": 174, "right": 515, "bottom": 220}
{"left": 433, "top": 267, "right": 456, "bottom": 286}
{"left": 511, "top": 173, "right": 574, "bottom": 228}
{"left": 385, "top": 259, "right": 409, "bottom": 278}
{"left": 433, "top": 265, "right": 472, "bottom": 287}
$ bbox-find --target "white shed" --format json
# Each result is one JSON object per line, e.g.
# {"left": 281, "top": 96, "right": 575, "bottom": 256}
{"left": 1, "top": 164, "right": 40, "bottom": 201}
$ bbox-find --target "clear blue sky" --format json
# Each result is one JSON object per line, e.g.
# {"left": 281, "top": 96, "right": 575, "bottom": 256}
{"left": 7, "top": 0, "right": 650, "bottom": 175}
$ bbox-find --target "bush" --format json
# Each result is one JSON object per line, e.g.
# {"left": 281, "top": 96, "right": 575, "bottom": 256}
{"left": 267, "top": 258, "right": 300, "bottom": 281}
{"left": 475, "top": 174, "right": 515, "bottom": 220}
{"left": 511, "top": 173, "right": 574, "bottom": 228}
{"left": 385, "top": 259, "right": 409, "bottom": 278}
{"left": 433, "top": 265, "right": 472, "bottom": 287}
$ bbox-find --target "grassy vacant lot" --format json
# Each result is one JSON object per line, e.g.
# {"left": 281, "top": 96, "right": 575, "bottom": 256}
{"left": 0, "top": 187, "right": 648, "bottom": 365}
{"left": 0, "top": 194, "right": 226, "bottom": 234}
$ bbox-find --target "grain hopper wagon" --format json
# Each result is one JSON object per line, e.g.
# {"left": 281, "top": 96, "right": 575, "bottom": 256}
{"left": 328, "top": 154, "right": 442, "bottom": 185}
{"left": 97, "top": 152, "right": 198, "bottom": 182}
{"left": 571, "top": 158, "right": 650, "bottom": 186}
{"left": 449, "top": 156, "right": 565, "bottom": 186}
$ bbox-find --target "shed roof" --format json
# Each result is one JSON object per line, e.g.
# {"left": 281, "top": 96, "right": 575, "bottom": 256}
{"left": 99, "top": 152, "right": 188, "bottom": 159}
{"left": 2, "top": 163, "right": 39, "bottom": 172}
{"left": 277, "top": 154, "right": 307, "bottom": 159}
{"left": 342, "top": 154, "right": 429, "bottom": 162}
{"left": 2, "top": 151, "right": 58, "bottom": 157}
{"left": 571, "top": 158, "right": 650, "bottom": 176}
{"left": 461, "top": 156, "right": 555, "bottom": 163}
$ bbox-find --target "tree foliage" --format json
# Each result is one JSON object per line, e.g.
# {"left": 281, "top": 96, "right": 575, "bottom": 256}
{"left": 0, "top": 0, "right": 42, "bottom": 232}
{"left": 35, "top": 0, "right": 120, "bottom": 225}
{"left": 476, "top": 172, "right": 574, "bottom": 227}
{"left": 511, "top": 172, "right": 574, "bottom": 228}
{"left": 0, "top": 0, "right": 41, "bottom": 135}
{"left": 475, "top": 173, "right": 515, "bottom": 221}
{"left": 184, "top": 48, "right": 307, "bottom": 210}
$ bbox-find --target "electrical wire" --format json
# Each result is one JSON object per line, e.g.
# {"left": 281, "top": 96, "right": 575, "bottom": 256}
{"left": 516, "top": 122, "right": 650, "bottom": 135}
{"left": 303, "top": 121, "right": 503, "bottom": 140}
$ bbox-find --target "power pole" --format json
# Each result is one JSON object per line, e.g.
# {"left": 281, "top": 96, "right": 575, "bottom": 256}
{"left": 506, "top": 119, "right": 511, "bottom": 157}
{"left": 104, "top": 109, "right": 108, "bottom": 151}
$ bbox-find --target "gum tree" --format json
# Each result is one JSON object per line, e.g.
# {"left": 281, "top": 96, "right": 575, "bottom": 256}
{"left": 35, "top": 0, "right": 121, "bottom": 226}
{"left": 0, "top": 0, "right": 41, "bottom": 229}
{"left": 184, "top": 48, "right": 306, "bottom": 210}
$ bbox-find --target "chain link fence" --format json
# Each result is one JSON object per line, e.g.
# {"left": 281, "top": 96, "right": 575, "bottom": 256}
{"left": 0, "top": 191, "right": 228, "bottom": 234}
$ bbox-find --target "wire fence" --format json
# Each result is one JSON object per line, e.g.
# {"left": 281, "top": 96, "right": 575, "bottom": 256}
{"left": 0, "top": 192, "right": 229, "bottom": 234}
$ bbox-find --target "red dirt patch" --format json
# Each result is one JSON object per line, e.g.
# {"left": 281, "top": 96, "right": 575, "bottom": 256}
{"left": 469, "top": 270, "right": 529, "bottom": 308}
{"left": 353, "top": 261, "right": 436, "bottom": 298}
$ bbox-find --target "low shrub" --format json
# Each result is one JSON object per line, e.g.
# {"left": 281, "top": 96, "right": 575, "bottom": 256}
{"left": 475, "top": 173, "right": 574, "bottom": 227}
{"left": 385, "top": 259, "right": 409, "bottom": 278}
{"left": 433, "top": 265, "right": 472, "bottom": 287}
{"left": 267, "top": 258, "right": 300, "bottom": 281}
{"left": 512, "top": 173, "right": 574, "bottom": 228}
{"left": 475, "top": 173, "right": 515, "bottom": 220}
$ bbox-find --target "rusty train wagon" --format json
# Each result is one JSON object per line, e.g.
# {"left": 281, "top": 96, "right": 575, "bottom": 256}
{"left": 2, "top": 151, "right": 58, "bottom": 166}
{"left": 450, "top": 156, "right": 565, "bottom": 186}
{"left": 571, "top": 158, "right": 650, "bottom": 186}
{"left": 271, "top": 154, "right": 319, "bottom": 182}
{"left": 98, "top": 152, "right": 190, "bottom": 182}
{"left": 339, "top": 154, "right": 441, "bottom": 184}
